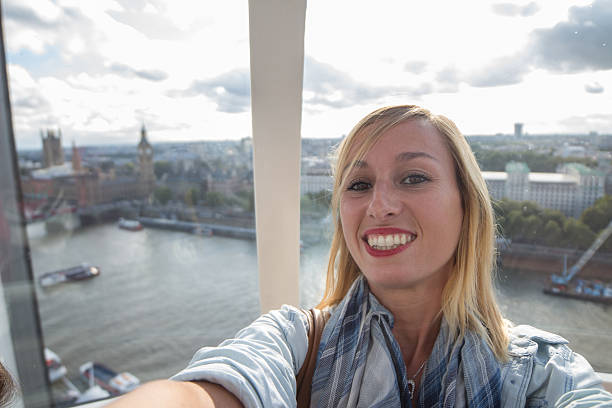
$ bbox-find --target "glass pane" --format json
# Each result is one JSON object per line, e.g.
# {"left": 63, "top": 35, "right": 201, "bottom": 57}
{"left": 2, "top": 1, "right": 258, "bottom": 405}
{"left": 300, "top": 0, "right": 612, "bottom": 372}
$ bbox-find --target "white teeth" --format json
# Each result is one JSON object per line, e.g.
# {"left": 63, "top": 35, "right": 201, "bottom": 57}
{"left": 366, "top": 233, "right": 415, "bottom": 250}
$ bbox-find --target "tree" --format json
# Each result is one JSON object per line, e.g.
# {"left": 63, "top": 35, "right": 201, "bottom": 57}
{"left": 542, "top": 220, "right": 562, "bottom": 247}
{"left": 202, "top": 191, "right": 227, "bottom": 208}
{"left": 119, "top": 162, "right": 135, "bottom": 175}
{"left": 523, "top": 214, "right": 543, "bottom": 243}
{"left": 581, "top": 195, "right": 612, "bottom": 233}
{"left": 505, "top": 210, "right": 526, "bottom": 240}
{"left": 562, "top": 218, "right": 595, "bottom": 250}
{"left": 184, "top": 188, "right": 200, "bottom": 207}
{"left": 154, "top": 186, "right": 173, "bottom": 205}
{"left": 235, "top": 189, "right": 255, "bottom": 212}
{"left": 540, "top": 209, "right": 565, "bottom": 229}
{"left": 154, "top": 161, "right": 172, "bottom": 179}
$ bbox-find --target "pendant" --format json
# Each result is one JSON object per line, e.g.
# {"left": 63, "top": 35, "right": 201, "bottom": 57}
{"left": 407, "top": 379, "right": 415, "bottom": 399}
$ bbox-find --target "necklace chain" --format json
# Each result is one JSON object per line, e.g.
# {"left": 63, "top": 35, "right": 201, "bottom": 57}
{"left": 407, "top": 359, "right": 427, "bottom": 400}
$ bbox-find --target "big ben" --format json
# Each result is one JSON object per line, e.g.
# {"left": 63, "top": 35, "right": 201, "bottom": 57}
{"left": 138, "top": 124, "right": 155, "bottom": 196}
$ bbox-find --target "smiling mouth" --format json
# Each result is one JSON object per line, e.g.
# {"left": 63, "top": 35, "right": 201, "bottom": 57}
{"left": 365, "top": 233, "right": 416, "bottom": 251}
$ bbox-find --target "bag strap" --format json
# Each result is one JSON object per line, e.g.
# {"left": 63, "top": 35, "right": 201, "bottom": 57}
{"left": 296, "top": 308, "right": 330, "bottom": 408}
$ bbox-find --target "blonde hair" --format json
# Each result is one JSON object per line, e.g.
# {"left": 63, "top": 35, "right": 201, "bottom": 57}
{"left": 317, "top": 105, "right": 508, "bottom": 361}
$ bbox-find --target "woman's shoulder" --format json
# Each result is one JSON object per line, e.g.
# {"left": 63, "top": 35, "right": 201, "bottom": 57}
{"left": 506, "top": 323, "right": 569, "bottom": 357}
{"left": 502, "top": 323, "right": 611, "bottom": 407}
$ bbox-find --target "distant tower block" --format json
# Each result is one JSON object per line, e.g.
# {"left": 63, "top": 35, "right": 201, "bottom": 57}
{"left": 138, "top": 124, "right": 155, "bottom": 195}
{"left": 41, "top": 128, "right": 64, "bottom": 168}
{"left": 514, "top": 123, "right": 524, "bottom": 138}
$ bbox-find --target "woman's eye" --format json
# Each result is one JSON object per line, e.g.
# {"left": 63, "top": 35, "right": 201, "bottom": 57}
{"left": 401, "top": 174, "right": 429, "bottom": 185}
{"left": 347, "top": 181, "right": 371, "bottom": 191}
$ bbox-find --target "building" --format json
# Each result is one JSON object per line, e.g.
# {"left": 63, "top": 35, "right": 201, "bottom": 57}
{"left": 514, "top": 123, "right": 523, "bottom": 138}
{"left": 483, "top": 161, "right": 605, "bottom": 217}
{"left": 41, "top": 128, "right": 64, "bottom": 168}
{"left": 21, "top": 127, "right": 156, "bottom": 214}
{"left": 300, "top": 167, "right": 333, "bottom": 195}
{"left": 138, "top": 124, "right": 155, "bottom": 196}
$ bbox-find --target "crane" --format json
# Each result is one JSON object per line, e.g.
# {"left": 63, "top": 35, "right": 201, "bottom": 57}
{"left": 551, "top": 219, "right": 612, "bottom": 285}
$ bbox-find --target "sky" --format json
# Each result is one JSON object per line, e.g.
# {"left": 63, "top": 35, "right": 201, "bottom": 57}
{"left": 2, "top": 0, "right": 612, "bottom": 149}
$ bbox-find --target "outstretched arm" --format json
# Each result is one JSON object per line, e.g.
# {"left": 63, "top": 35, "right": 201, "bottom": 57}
{"left": 106, "top": 380, "right": 244, "bottom": 408}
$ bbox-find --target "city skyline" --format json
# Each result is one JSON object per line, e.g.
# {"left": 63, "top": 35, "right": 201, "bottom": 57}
{"left": 3, "top": 0, "right": 612, "bottom": 149}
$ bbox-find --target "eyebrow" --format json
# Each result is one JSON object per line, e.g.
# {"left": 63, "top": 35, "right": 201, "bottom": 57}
{"left": 351, "top": 151, "right": 437, "bottom": 169}
{"left": 397, "top": 151, "right": 437, "bottom": 162}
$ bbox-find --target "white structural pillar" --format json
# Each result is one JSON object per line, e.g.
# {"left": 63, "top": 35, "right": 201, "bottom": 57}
{"left": 249, "top": 0, "right": 306, "bottom": 313}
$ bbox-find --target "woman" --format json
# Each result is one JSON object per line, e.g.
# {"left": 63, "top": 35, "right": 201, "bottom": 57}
{"left": 109, "top": 105, "right": 611, "bottom": 407}
{"left": 0, "top": 361, "right": 17, "bottom": 406}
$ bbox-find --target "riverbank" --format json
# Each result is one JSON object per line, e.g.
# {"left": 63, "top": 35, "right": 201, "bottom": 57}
{"left": 501, "top": 251, "right": 612, "bottom": 280}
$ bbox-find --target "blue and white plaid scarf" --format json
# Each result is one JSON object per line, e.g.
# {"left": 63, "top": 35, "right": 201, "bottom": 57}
{"left": 310, "top": 276, "right": 501, "bottom": 408}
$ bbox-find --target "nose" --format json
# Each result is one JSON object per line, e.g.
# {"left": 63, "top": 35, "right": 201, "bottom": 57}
{"left": 366, "top": 182, "right": 401, "bottom": 220}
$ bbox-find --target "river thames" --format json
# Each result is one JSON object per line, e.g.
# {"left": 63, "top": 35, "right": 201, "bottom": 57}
{"left": 27, "top": 221, "right": 612, "bottom": 399}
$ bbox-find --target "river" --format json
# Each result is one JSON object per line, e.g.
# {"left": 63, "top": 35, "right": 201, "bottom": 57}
{"left": 26, "top": 221, "right": 612, "bottom": 400}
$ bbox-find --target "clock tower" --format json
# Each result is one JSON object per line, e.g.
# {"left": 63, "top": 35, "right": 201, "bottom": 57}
{"left": 138, "top": 124, "right": 155, "bottom": 195}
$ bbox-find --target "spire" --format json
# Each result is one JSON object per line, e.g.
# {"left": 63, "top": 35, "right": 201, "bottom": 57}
{"left": 138, "top": 123, "right": 151, "bottom": 149}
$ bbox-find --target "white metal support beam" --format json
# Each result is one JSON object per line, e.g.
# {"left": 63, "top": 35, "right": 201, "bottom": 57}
{"left": 249, "top": 0, "right": 306, "bottom": 313}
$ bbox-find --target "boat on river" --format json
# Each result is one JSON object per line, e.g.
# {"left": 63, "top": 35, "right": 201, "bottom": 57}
{"left": 43, "top": 348, "right": 111, "bottom": 406}
{"left": 45, "top": 348, "right": 68, "bottom": 383}
{"left": 79, "top": 361, "right": 140, "bottom": 395}
{"left": 39, "top": 264, "right": 101, "bottom": 287}
{"left": 118, "top": 218, "right": 143, "bottom": 231}
{"left": 543, "top": 279, "right": 612, "bottom": 305}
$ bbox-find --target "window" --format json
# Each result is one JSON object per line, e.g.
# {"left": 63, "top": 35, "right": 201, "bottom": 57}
{"left": 1, "top": 1, "right": 263, "bottom": 406}
{"left": 1, "top": 1, "right": 611, "bottom": 407}
{"left": 299, "top": 0, "right": 612, "bottom": 373}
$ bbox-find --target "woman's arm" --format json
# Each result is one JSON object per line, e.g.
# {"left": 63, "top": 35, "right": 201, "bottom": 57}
{"left": 109, "top": 306, "right": 310, "bottom": 407}
{"left": 106, "top": 379, "right": 244, "bottom": 407}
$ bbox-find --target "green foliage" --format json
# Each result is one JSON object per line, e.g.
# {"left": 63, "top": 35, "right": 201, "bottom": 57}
{"left": 472, "top": 146, "right": 597, "bottom": 172}
{"left": 184, "top": 188, "right": 200, "bottom": 207}
{"left": 581, "top": 195, "right": 612, "bottom": 233}
{"left": 494, "top": 197, "right": 606, "bottom": 251}
{"left": 154, "top": 161, "right": 172, "bottom": 179}
{"left": 154, "top": 186, "right": 173, "bottom": 205}
{"left": 562, "top": 218, "right": 596, "bottom": 250}
{"left": 542, "top": 220, "right": 562, "bottom": 246}
{"left": 202, "top": 191, "right": 227, "bottom": 208}
{"left": 301, "top": 190, "right": 332, "bottom": 214}
{"left": 119, "top": 162, "right": 135, "bottom": 175}
{"left": 235, "top": 189, "right": 255, "bottom": 212}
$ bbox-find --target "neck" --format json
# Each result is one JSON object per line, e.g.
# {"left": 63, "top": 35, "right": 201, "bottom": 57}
{"left": 369, "top": 280, "right": 444, "bottom": 374}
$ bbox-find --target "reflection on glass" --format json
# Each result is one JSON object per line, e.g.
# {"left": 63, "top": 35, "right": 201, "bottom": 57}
{"left": 3, "top": 1, "right": 258, "bottom": 406}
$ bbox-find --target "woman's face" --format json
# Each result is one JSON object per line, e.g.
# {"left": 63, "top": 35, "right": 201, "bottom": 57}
{"left": 340, "top": 119, "right": 463, "bottom": 296}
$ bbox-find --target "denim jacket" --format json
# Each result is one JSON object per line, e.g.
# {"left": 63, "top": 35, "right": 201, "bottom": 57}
{"left": 502, "top": 324, "right": 611, "bottom": 407}
{"left": 172, "top": 306, "right": 612, "bottom": 407}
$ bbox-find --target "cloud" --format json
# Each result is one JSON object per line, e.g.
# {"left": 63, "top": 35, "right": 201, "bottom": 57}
{"left": 528, "top": 0, "right": 612, "bottom": 72}
{"left": 404, "top": 61, "right": 428, "bottom": 74}
{"left": 109, "top": 63, "right": 168, "bottom": 81}
{"left": 169, "top": 69, "right": 251, "bottom": 113}
{"left": 107, "top": 3, "right": 189, "bottom": 41}
{"left": 559, "top": 113, "right": 612, "bottom": 133}
{"left": 2, "top": 0, "right": 63, "bottom": 28}
{"left": 466, "top": 0, "right": 612, "bottom": 87}
{"left": 585, "top": 81, "right": 604, "bottom": 93}
{"left": 465, "top": 55, "right": 531, "bottom": 87}
{"left": 304, "top": 57, "right": 431, "bottom": 108}
{"left": 491, "top": 2, "right": 540, "bottom": 17}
